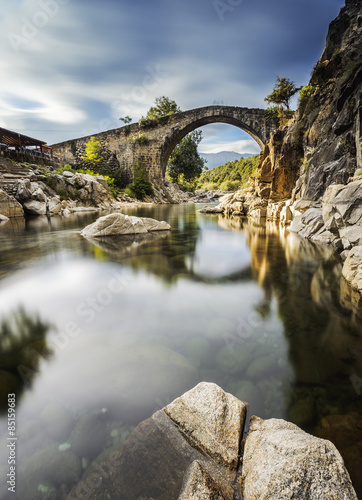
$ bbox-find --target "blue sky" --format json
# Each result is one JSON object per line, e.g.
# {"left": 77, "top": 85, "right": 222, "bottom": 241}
{"left": 0, "top": 0, "right": 344, "bottom": 154}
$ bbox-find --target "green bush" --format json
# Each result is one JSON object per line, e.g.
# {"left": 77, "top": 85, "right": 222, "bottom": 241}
{"left": 54, "top": 164, "right": 74, "bottom": 175}
{"left": 138, "top": 117, "right": 158, "bottom": 129}
{"left": 158, "top": 115, "right": 170, "bottom": 126}
{"left": 123, "top": 187, "right": 136, "bottom": 199}
{"left": 332, "top": 48, "right": 343, "bottom": 63}
{"left": 313, "top": 60, "right": 329, "bottom": 82}
{"left": 132, "top": 133, "right": 150, "bottom": 145}
{"left": 201, "top": 182, "right": 219, "bottom": 191}
{"left": 175, "top": 174, "right": 198, "bottom": 192}
{"left": 56, "top": 187, "right": 68, "bottom": 201}
{"left": 127, "top": 162, "right": 154, "bottom": 200}
{"left": 220, "top": 180, "right": 241, "bottom": 192}
{"left": 298, "top": 85, "right": 316, "bottom": 115}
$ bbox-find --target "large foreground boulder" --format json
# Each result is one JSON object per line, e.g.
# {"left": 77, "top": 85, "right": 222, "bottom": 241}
{"left": 242, "top": 416, "right": 357, "bottom": 499}
{"left": 67, "top": 382, "right": 357, "bottom": 499}
{"left": 68, "top": 383, "right": 246, "bottom": 500}
{"left": 80, "top": 213, "right": 171, "bottom": 238}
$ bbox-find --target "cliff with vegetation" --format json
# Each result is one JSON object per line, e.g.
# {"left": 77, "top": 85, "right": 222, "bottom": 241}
{"left": 256, "top": 0, "right": 361, "bottom": 203}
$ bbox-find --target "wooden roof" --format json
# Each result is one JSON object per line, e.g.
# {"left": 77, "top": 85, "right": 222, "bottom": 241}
{"left": 0, "top": 127, "right": 46, "bottom": 147}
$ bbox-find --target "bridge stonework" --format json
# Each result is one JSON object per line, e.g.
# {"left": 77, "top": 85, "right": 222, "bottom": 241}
{"left": 51, "top": 106, "right": 277, "bottom": 183}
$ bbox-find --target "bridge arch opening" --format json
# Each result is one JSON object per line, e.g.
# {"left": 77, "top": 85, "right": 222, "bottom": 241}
{"left": 160, "top": 113, "right": 265, "bottom": 177}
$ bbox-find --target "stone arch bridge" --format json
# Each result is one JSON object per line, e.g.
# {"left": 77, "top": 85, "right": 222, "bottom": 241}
{"left": 52, "top": 106, "right": 277, "bottom": 183}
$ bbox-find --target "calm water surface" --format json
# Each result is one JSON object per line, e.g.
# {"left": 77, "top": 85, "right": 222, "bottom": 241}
{"left": 0, "top": 204, "right": 362, "bottom": 499}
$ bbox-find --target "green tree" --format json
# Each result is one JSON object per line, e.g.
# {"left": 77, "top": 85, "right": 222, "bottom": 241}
{"left": 146, "top": 96, "right": 181, "bottom": 119}
{"left": 265, "top": 76, "right": 301, "bottom": 111}
{"left": 128, "top": 162, "right": 154, "bottom": 200}
{"left": 167, "top": 130, "right": 205, "bottom": 185}
{"left": 119, "top": 116, "right": 132, "bottom": 124}
{"left": 80, "top": 137, "right": 104, "bottom": 166}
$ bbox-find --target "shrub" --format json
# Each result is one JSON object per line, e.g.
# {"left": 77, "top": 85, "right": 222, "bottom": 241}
{"left": 158, "top": 115, "right": 170, "bottom": 126}
{"left": 124, "top": 125, "right": 131, "bottom": 136}
{"left": 313, "top": 60, "right": 329, "bottom": 82}
{"left": 123, "top": 187, "right": 136, "bottom": 199}
{"left": 56, "top": 187, "right": 68, "bottom": 200}
{"left": 298, "top": 85, "right": 316, "bottom": 115}
{"left": 127, "top": 162, "right": 154, "bottom": 200}
{"left": 220, "top": 180, "right": 240, "bottom": 192}
{"left": 138, "top": 117, "right": 158, "bottom": 129}
{"left": 176, "top": 174, "right": 198, "bottom": 192}
{"left": 132, "top": 133, "right": 150, "bottom": 145}
{"left": 54, "top": 164, "right": 74, "bottom": 174}
{"left": 201, "top": 182, "right": 219, "bottom": 191}
{"left": 332, "top": 48, "right": 343, "bottom": 63}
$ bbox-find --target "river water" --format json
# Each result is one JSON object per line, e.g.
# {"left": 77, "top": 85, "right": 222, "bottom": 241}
{"left": 0, "top": 204, "right": 362, "bottom": 499}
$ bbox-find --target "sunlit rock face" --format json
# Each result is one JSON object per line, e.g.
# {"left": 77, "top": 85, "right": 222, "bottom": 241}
{"left": 242, "top": 416, "right": 357, "bottom": 500}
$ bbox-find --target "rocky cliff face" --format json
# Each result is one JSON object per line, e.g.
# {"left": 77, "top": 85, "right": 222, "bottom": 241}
{"left": 256, "top": 0, "right": 362, "bottom": 203}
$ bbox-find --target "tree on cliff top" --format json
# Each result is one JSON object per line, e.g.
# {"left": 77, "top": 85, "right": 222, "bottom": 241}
{"left": 265, "top": 76, "right": 301, "bottom": 111}
{"left": 146, "top": 96, "right": 181, "bottom": 119}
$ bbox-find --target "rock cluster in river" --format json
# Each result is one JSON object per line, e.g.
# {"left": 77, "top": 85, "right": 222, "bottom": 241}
{"left": 67, "top": 382, "right": 357, "bottom": 500}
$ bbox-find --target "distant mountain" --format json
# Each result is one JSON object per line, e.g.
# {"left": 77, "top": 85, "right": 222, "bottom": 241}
{"left": 199, "top": 151, "right": 255, "bottom": 170}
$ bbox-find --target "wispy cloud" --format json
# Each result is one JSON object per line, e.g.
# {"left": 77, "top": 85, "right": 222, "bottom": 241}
{"left": 0, "top": 0, "right": 344, "bottom": 147}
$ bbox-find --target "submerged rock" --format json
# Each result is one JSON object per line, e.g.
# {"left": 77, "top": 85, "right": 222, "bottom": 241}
{"left": 197, "top": 205, "right": 224, "bottom": 214}
{"left": 242, "top": 416, "right": 357, "bottom": 499}
{"left": 80, "top": 213, "right": 171, "bottom": 238}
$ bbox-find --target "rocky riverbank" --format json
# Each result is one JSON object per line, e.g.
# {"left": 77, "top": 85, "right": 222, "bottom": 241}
{"left": 0, "top": 162, "right": 208, "bottom": 220}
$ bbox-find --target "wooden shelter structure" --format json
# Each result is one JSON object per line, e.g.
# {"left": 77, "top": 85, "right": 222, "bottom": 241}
{"left": 0, "top": 127, "right": 46, "bottom": 150}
